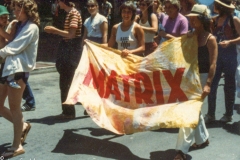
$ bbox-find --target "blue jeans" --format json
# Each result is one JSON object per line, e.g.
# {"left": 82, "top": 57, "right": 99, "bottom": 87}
{"left": 22, "top": 81, "right": 36, "bottom": 108}
{"left": 207, "top": 44, "right": 237, "bottom": 117}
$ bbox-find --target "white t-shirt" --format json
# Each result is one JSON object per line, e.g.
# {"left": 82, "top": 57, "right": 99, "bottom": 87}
{"left": 84, "top": 13, "right": 107, "bottom": 38}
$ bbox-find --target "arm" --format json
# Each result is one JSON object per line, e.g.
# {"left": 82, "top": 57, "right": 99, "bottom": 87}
{"left": 44, "top": 9, "right": 80, "bottom": 39}
{"left": 81, "top": 27, "right": 88, "bottom": 48}
{"left": 0, "top": 21, "right": 17, "bottom": 42}
{"left": 44, "top": 26, "right": 77, "bottom": 39}
{"left": 139, "top": 14, "right": 158, "bottom": 33}
{"left": 219, "top": 16, "right": 240, "bottom": 47}
{"left": 122, "top": 24, "right": 145, "bottom": 56}
{"left": 0, "top": 24, "right": 38, "bottom": 59}
{"left": 100, "top": 21, "right": 108, "bottom": 44}
{"left": 201, "top": 36, "right": 218, "bottom": 99}
{"left": 107, "top": 24, "right": 117, "bottom": 47}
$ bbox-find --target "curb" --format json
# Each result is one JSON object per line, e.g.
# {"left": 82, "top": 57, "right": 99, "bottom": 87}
{"left": 31, "top": 62, "right": 56, "bottom": 75}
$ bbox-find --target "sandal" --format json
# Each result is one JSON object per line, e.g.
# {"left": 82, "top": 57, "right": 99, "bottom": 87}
{"left": 174, "top": 150, "right": 186, "bottom": 160}
{"left": 191, "top": 139, "right": 209, "bottom": 149}
{"left": 1, "top": 148, "right": 25, "bottom": 158}
{"left": 21, "top": 122, "right": 31, "bottom": 144}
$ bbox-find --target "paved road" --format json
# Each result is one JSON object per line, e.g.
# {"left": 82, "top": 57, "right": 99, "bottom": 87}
{"left": 0, "top": 70, "right": 240, "bottom": 160}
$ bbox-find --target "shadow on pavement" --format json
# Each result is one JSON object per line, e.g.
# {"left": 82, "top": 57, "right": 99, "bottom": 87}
{"left": 222, "top": 121, "right": 240, "bottom": 136}
{"left": 150, "top": 149, "right": 192, "bottom": 160}
{"left": 0, "top": 143, "right": 11, "bottom": 154}
{"left": 51, "top": 129, "right": 148, "bottom": 160}
{"left": 151, "top": 128, "right": 178, "bottom": 133}
{"left": 206, "top": 120, "right": 240, "bottom": 136}
{"left": 26, "top": 115, "right": 89, "bottom": 125}
{"left": 78, "top": 127, "right": 123, "bottom": 137}
{"left": 234, "top": 104, "right": 240, "bottom": 114}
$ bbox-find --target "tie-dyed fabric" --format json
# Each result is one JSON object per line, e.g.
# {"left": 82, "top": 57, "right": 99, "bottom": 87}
{"left": 65, "top": 35, "right": 203, "bottom": 135}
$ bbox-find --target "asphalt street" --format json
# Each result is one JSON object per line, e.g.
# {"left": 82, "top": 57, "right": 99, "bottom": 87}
{"left": 0, "top": 69, "right": 240, "bottom": 160}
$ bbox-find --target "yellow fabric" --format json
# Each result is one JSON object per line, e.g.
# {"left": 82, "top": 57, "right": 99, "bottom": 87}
{"left": 65, "top": 35, "right": 203, "bottom": 135}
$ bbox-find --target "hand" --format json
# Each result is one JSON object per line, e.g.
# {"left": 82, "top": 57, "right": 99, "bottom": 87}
{"left": 219, "top": 40, "right": 231, "bottom": 48}
{"left": 121, "top": 49, "right": 132, "bottom": 57}
{"left": 201, "top": 84, "right": 211, "bottom": 99}
{"left": 44, "top": 26, "right": 57, "bottom": 34}
{"left": 11, "top": 20, "right": 18, "bottom": 29}
{"left": 158, "top": 30, "right": 166, "bottom": 38}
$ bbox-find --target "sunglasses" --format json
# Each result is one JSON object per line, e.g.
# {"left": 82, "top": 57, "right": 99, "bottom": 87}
{"left": 87, "top": 5, "right": 96, "bottom": 8}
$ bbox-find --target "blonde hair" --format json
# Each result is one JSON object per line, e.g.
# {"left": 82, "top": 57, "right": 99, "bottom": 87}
{"left": 12, "top": 0, "right": 40, "bottom": 26}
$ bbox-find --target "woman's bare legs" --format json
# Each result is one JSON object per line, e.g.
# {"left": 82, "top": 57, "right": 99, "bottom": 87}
{"left": 8, "top": 79, "right": 26, "bottom": 151}
{"left": 0, "top": 84, "right": 13, "bottom": 122}
{"left": 0, "top": 79, "right": 26, "bottom": 155}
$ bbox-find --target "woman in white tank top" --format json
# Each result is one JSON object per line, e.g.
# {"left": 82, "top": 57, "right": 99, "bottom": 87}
{"left": 108, "top": 1, "right": 145, "bottom": 57}
{"left": 136, "top": 0, "right": 158, "bottom": 56}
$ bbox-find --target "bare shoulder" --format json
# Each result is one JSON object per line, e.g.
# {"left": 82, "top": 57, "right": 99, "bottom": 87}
{"left": 207, "top": 34, "right": 217, "bottom": 46}
{"left": 134, "top": 23, "right": 142, "bottom": 31}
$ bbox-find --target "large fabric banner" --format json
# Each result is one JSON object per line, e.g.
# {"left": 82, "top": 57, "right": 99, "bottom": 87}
{"left": 65, "top": 35, "right": 203, "bottom": 135}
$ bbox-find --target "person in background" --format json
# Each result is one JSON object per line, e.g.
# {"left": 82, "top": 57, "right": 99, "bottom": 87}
{"left": 136, "top": 0, "right": 158, "bottom": 56}
{"left": 153, "top": 0, "right": 165, "bottom": 23}
{"left": 174, "top": 4, "right": 218, "bottom": 160}
{"left": 108, "top": 1, "right": 145, "bottom": 56}
{"left": 153, "top": 0, "right": 165, "bottom": 44}
{"left": 179, "top": 0, "right": 196, "bottom": 16}
{"left": 100, "top": 0, "right": 112, "bottom": 24}
{"left": 21, "top": 82, "right": 36, "bottom": 111}
{"left": 0, "top": 0, "right": 39, "bottom": 158}
{"left": 82, "top": 0, "right": 108, "bottom": 45}
{"left": 205, "top": 0, "right": 240, "bottom": 123}
{"left": 45, "top": 0, "right": 82, "bottom": 119}
{"left": 156, "top": 0, "right": 188, "bottom": 43}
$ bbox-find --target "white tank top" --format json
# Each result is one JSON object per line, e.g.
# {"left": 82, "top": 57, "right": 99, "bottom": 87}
{"left": 116, "top": 22, "right": 138, "bottom": 50}
{"left": 139, "top": 20, "right": 155, "bottom": 43}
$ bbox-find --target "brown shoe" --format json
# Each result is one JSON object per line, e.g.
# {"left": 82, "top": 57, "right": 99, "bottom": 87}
{"left": 174, "top": 150, "right": 186, "bottom": 160}
{"left": 55, "top": 114, "right": 75, "bottom": 120}
{"left": 21, "top": 122, "right": 31, "bottom": 144}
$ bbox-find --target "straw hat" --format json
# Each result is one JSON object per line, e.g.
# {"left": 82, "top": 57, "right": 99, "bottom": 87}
{"left": 215, "top": 0, "right": 235, "bottom": 9}
{"left": 186, "top": 4, "right": 208, "bottom": 17}
{"left": 0, "top": 5, "right": 9, "bottom": 16}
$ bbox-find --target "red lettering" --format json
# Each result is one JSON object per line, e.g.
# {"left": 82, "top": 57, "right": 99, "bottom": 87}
{"left": 104, "top": 70, "right": 121, "bottom": 100}
{"left": 162, "top": 68, "right": 188, "bottom": 103}
{"left": 83, "top": 63, "right": 105, "bottom": 97}
{"left": 153, "top": 71, "right": 164, "bottom": 104}
{"left": 121, "top": 75, "right": 131, "bottom": 102}
{"left": 133, "top": 72, "right": 154, "bottom": 104}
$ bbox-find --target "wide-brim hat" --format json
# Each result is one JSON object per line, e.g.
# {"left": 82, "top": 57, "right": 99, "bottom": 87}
{"left": 186, "top": 4, "right": 208, "bottom": 17}
{"left": 215, "top": 0, "right": 235, "bottom": 9}
{"left": 0, "top": 5, "right": 9, "bottom": 16}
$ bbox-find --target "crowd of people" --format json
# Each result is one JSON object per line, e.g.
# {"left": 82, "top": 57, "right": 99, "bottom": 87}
{"left": 0, "top": 0, "right": 240, "bottom": 159}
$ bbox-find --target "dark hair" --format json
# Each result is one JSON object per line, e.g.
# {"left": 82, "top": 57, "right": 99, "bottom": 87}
{"left": 120, "top": 1, "right": 136, "bottom": 21}
{"left": 139, "top": 0, "right": 154, "bottom": 26}
{"left": 198, "top": 14, "right": 212, "bottom": 32}
{"left": 59, "top": 0, "right": 75, "bottom": 7}
{"left": 214, "top": 0, "right": 234, "bottom": 16}
{"left": 12, "top": 0, "right": 40, "bottom": 26}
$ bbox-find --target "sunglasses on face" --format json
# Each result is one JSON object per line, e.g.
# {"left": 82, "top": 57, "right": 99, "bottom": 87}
{"left": 87, "top": 4, "right": 96, "bottom": 8}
